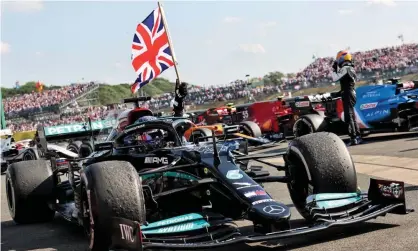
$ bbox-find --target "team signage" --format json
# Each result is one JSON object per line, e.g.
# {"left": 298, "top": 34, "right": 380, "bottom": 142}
{"left": 44, "top": 119, "right": 117, "bottom": 136}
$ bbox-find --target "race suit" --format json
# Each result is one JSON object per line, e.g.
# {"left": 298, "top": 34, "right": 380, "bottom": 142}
{"left": 172, "top": 80, "right": 188, "bottom": 117}
{"left": 331, "top": 62, "right": 361, "bottom": 139}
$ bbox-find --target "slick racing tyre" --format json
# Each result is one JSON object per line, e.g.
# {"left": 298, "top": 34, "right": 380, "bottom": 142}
{"left": 6, "top": 160, "right": 56, "bottom": 224}
{"left": 285, "top": 132, "right": 357, "bottom": 221}
{"left": 22, "top": 150, "right": 37, "bottom": 161}
{"left": 293, "top": 114, "right": 326, "bottom": 137}
{"left": 189, "top": 128, "right": 213, "bottom": 144}
{"left": 82, "top": 161, "right": 146, "bottom": 251}
{"left": 1, "top": 164, "right": 7, "bottom": 174}
{"left": 79, "top": 142, "right": 93, "bottom": 158}
{"left": 239, "top": 121, "right": 262, "bottom": 138}
{"left": 67, "top": 140, "right": 83, "bottom": 155}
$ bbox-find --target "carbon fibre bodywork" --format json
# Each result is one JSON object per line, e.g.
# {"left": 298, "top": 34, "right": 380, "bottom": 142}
{"left": 110, "top": 178, "right": 410, "bottom": 250}
{"left": 5, "top": 117, "right": 412, "bottom": 251}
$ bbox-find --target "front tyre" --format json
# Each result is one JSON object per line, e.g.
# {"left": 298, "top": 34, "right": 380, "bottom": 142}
{"left": 82, "top": 161, "right": 146, "bottom": 251}
{"left": 189, "top": 128, "right": 213, "bottom": 144}
{"left": 285, "top": 132, "right": 357, "bottom": 220}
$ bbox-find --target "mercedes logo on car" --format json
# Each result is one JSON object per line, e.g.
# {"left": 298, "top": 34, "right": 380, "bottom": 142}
{"left": 263, "top": 205, "right": 285, "bottom": 215}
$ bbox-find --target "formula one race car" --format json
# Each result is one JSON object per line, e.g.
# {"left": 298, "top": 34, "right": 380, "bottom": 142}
{"left": 1, "top": 129, "right": 78, "bottom": 172}
{"left": 5, "top": 115, "right": 411, "bottom": 251}
{"left": 178, "top": 118, "right": 268, "bottom": 146}
{"left": 112, "top": 98, "right": 269, "bottom": 146}
{"left": 1, "top": 117, "right": 116, "bottom": 173}
{"left": 193, "top": 100, "right": 293, "bottom": 141}
{"left": 293, "top": 78, "right": 418, "bottom": 137}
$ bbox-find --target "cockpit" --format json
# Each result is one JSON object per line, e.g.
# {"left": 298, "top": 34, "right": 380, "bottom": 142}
{"left": 114, "top": 120, "right": 182, "bottom": 153}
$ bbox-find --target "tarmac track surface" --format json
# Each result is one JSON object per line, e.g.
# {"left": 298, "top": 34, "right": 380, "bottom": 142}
{"left": 1, "top": 132, "right": 417, "bottom": 251}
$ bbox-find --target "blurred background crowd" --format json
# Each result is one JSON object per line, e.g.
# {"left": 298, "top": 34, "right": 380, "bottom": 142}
{"left": 282, "top": 43, "right": 418, "bottom": 89}
{"left": 3, "top": 44, "right": 418, "bottom": 132}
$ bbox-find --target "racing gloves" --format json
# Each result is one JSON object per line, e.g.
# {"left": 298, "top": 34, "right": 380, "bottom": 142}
{"left": 173, "top": 79, "right": 188, "bottom": 117}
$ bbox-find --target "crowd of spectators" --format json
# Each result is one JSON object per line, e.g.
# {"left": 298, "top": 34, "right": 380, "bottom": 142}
{"left": 6, "top": 105, "right": 119, "bottom": 132}
{"left": 4, "top": 82, "right": 98, "bottom": 117}
{"left": 4, "top": 44, "right": 418, "bottom": 132}
{"left": 5, "top": 83, "right": 280, "bottom": 131}
{"left": 282, "top": 43, "right": 418, "bottom": 89}
{"left": 143, "top": 81, "right": 282, "bottom": 110}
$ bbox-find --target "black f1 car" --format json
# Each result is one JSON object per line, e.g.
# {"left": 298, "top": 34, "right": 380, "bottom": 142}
{"left": 5, "top": 117, "right": 411, "bottom": 251}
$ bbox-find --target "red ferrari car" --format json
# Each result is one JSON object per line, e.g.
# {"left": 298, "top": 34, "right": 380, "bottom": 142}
{"left": 190, "top": 99, "right": 295, "bottom": 140}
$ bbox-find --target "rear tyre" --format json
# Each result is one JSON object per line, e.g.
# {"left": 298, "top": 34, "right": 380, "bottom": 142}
{"left": 6, "top": 160, "right": 56, "bottom": 224}
{"left": 1, "top": 164, "right": 7, "bottom": 173}
{"left": 22, "top": 150, "right": 37, "bottom": 161}
{"left": 285, "top": 132, "right": 357, "bottom": 220}
{"left": 67, "top": 140, "right": 83, "bottom": 154}
{"left": 82, "top": 161, "right": 145, "bottom": 251}
{"left": 239, "top": 121, "right": 262, "bottom": 138}
{"left": 79, "top": 142, "right": 93, "bottom": 158}
{"left": 189, "top": 128, "right": 213, "bottom": 144}
{"left": 293, "top": 114, "right": 326, "bottom": 137}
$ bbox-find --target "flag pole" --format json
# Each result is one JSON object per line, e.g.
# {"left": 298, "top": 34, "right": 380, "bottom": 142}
{"left": 158, "top": 1, "right": 181, "bottom": 89}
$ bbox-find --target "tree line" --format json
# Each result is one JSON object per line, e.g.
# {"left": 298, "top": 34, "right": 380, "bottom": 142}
{"left": 1, "top": 71, "right": 290, "bottom": 105}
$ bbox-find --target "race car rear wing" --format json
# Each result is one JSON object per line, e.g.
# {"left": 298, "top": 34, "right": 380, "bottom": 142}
{"left": 123, "top": 97, "right": 151, "bottom": 108}
{"left": 40, "top": 119, "right": 117, "bottom": 142}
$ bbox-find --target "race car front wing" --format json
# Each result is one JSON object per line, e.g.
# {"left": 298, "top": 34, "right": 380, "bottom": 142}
{"left": 109, "top": 178, "right": 413, "bottom": 250}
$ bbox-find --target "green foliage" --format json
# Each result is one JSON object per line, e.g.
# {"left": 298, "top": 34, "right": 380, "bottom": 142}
{"left": 263, "top": 71, "right": 285, "bottom": 85}
{"left": 1, "top": 78, "right": 177, "bottom": 105}
{"left": 1, "top": 81, "right": 64, "bottom": 98}
{"left": 286, "top": 73, "right": 296, "bottom": 78}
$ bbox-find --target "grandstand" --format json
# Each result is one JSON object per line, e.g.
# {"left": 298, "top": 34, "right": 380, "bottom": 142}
{"left": 59, "top": 82, "right": 100, "bottom": 109}
{"left": 4, "top": 82, "right": 104, "bottom": 132}
{"left": 2, "top": 43, "right": 418, "bottom": 133}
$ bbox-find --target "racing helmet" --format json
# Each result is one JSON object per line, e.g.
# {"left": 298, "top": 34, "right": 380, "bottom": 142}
{"left": 135, "top": 116, "right": 162, "bottom": 141}
{"left": 122, "top": 116, "right": 159, "bottom": 145}
{"left": 336, "top": 50, "right": 352, "bottom": 66}
{"left": 135, "top": 115, "right": 157, "bottom": 124}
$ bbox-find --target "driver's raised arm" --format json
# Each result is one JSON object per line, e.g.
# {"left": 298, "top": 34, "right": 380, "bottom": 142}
{"left": 331, "top": 66, "right": 348, "bottom": 82}
{"left": 172, "top": 80, "right": 188, "bottom": 117}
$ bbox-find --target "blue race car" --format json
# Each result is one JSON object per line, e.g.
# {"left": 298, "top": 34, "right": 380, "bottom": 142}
{"left": 293, "top": 78, "right": 418, "bottom": 137}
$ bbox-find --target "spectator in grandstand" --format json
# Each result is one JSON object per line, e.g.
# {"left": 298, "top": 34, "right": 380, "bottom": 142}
{"left": 143, "top": 81, "right": 280, "bottom": 111}
{"left": 283, "top": 43, "right": 418, "bottom": 89}
{"left": 3, "top": 82, "right": 97, "bottom": 117}
{"left": 6, "top": 104, "right": 118, "bottom": 132}
{"left": 5, "top": 44, "right": 418, "bottom": 132}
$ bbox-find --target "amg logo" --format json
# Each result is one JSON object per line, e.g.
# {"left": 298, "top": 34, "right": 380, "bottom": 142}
{"left": 145, "top": 157, "right": 169, "bottom": 164}
{"left": 119, "top": 224, "right": 135, "bottom": 243}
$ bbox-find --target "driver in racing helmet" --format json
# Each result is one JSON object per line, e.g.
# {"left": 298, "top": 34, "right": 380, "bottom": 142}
{"left": 331, "top": 50, "right": 362, "bottom": 146}
{"left": 124, "top": 116, "right": 160, "bottom": 146}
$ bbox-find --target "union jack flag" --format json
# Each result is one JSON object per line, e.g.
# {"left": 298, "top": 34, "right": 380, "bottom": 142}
{"left": 131, "top": 7, "right": 174, "bottom": 93}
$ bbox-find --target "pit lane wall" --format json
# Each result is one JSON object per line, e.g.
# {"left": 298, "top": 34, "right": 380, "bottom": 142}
{"left": 12, "top": 119, "right": 117, "bottom": 141}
